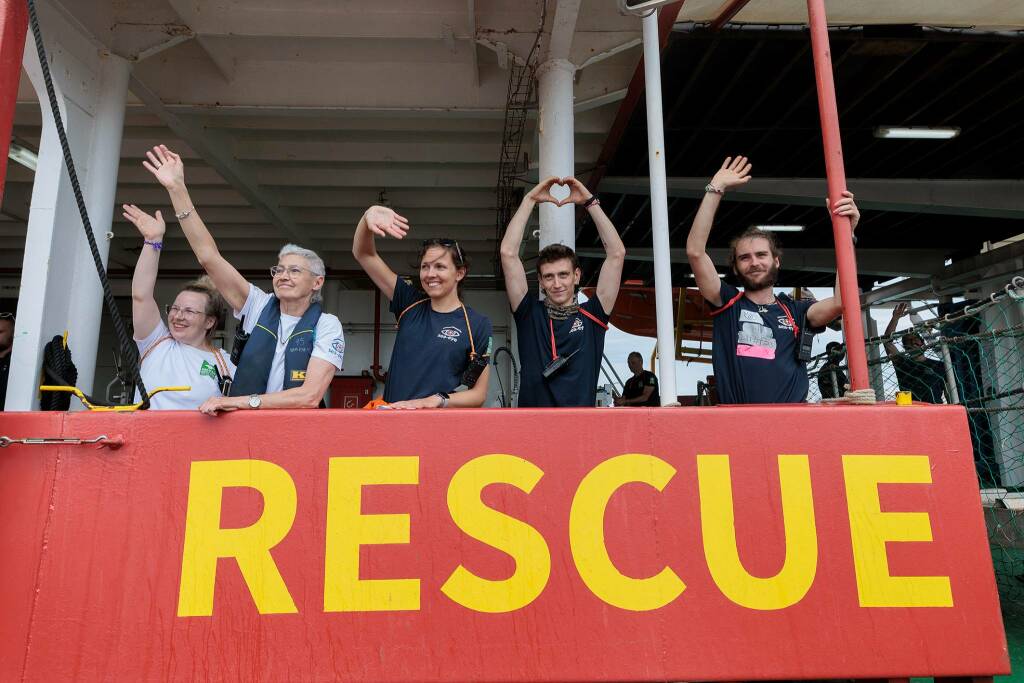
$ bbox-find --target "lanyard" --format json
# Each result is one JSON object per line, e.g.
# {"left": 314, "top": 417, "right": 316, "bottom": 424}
{"left": 547, "top": 307, "right": 607, "bottom": 360}
{"left": 774, "top": 299, "right": 799, "bottom": 338}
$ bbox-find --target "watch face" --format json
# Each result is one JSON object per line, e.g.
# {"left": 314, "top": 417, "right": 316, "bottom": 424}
{"left": 248, "top": 394, "right": 261, "bottom": 408}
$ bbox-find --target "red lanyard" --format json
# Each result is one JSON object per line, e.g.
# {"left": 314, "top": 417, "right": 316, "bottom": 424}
{"left": 775, "top": 299, "right": 799, "bottom": 338}
{"left": 548, "top": 318, "right": 558, "bottom": 360}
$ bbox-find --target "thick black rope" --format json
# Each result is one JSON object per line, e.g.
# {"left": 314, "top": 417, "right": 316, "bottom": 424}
{"left": 26, "top": 0, "right": 150, "bottom": 408}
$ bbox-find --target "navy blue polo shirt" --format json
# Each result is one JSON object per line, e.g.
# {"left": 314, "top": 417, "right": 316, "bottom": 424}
{"left": 514, "top": 294, "right": 610, "bottom": 407}
{"left": 708, "top": 281, "right": 817, "bottom": 404}
{"left": 384, "top": 277, "right": 492, "bottom": 403}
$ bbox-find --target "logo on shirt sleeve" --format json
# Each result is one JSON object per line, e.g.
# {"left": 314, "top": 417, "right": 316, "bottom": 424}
{"left": 329, "top": 338, "right": 345, "bottom": 358}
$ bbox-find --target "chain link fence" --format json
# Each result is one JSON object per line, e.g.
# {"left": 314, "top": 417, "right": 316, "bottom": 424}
{"left": 808, "top": 276, "right": 1024, "bottom": 610}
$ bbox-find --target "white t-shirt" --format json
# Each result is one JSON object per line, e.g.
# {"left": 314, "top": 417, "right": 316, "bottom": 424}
{"left": 134, "top": 321, "right": 236, "bottom": 410}
{"left": 235, "top": 284, "right": 345, "bottom": 392}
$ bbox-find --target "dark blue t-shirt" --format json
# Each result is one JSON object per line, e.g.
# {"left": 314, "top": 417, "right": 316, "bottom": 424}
{"left": 384, "top": 277, "right": 493, "bottom": 402}
{"left": 707, "top": 281, "right": 816, "bottom": 404}
{"left": 514, "top": 294, "right": 610, "bottom": 407}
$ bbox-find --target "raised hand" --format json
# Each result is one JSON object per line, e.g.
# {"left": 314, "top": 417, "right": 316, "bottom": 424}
{"left": 364, "top": 205, "right": 410, "bottom": 239}
{"left": 709, "top": 156, "right": 752, "bottom": 193}
{"left": 142, "top": 144, "right": 185, "bottom": 189}
{"left": 561, "top": 176, "right": 593, "bottom": 206}
{"left": 526, "top": 176, "right": 564, "bottom": 205}
{"left": 892, "top": 302, "right": 909, "bottom": 320}
{"left": 122, "top": 204, "right": 166, "bottom": 241}
{"left": 830, "top": 190, "right": 861, "bottom": 231}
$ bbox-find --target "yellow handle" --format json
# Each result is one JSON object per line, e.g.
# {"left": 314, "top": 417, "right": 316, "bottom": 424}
{"left": 39, "top": 385, "right": 191, "bottom": 412}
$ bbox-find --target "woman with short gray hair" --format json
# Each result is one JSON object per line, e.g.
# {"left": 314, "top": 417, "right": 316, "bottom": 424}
{"left": 142, "top": 144, "right": 345, "bottom": 413}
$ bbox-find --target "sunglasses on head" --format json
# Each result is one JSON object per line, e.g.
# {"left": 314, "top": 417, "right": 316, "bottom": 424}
{"left": 422, "top": 238, "right": 464, "bottom": 264}
{"left": 0, "top": 312, "right": 14, "bottom": 321}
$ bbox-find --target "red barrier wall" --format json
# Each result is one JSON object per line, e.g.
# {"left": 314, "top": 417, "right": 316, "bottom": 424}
{"left": 0, "top": 0, "right": 29, "bottom": 203}
{"left": 0, "top": 405, "right": 1008, "bottom": 681}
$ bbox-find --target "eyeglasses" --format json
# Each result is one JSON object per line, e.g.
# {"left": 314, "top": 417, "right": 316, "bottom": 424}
{"left": 422, "top": 238, "right": 464, "bottom": 264}
{"left": 270, "top": 265, "right": 315, "bottom": 279}
{"left": 165, "top": 305, "right": 207, "bottom": 319}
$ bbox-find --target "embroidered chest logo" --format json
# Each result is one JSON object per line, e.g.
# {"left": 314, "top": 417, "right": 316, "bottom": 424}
{"left": 569, "top": 317, "right": 585, "bottom": 334}
{"left": 777, "top": 315, "right": 795, "bottom": 330}
{"left": 199, "top": 360, "right": 217, "bottom": 379}
{"left": 438, "top": 326, "right": 462, "bottom": 343}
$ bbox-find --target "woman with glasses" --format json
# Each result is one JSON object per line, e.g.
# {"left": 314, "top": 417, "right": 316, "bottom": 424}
{"left": 123, "top": 203, "right": 234, "bottom": 410}
{"left": 352, "top": 205, "right": 492, "bottom": 408}
{"left": 140, "top": 145, "right": 345, "bottom": 414}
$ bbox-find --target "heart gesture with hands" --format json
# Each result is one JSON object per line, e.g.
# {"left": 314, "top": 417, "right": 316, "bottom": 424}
{"left": 122, "top": 204, "right": 166, "bottom": 241}
{"left": 709, "top": 156, "right": 753, "bottom": 193}
{"left": 364, "top": 205, "right": 410, "bottom": 239}
{"left": 527, "top": 176, "right": 593, "bottom": 207}
{"left": 142, "top": 144, "right": 186, "bottom": 190}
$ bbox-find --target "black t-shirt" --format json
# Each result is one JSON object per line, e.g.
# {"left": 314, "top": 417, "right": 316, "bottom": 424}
{"left": 707, "top": 281, "right": 818, "bottom": 404}
{"left": 0, "top": 351, "right": 10, "bottom": 411}
{"left": 622, "top": 369, "right": 660, "bottom": 406}
{"left": 816, "top": 362, "right": 848, "bottom": 399}
{"left": 384, "top": 277, "right": 492, "bottom": 403}
{"left": 513, "top": 294, "right": 610, "bottom": 407}
{"left": 892, "top": 355, "right": 947, "bottom": 404}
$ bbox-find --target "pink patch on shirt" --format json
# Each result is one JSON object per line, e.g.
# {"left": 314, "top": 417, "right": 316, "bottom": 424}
{"left": 737, "top": 344, "right": 776, "bottom": 360}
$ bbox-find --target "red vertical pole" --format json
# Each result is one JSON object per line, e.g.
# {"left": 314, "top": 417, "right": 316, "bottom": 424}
{"left": 806, "top": 0, "right": 869, "bottom": 393}
{"left": 0, "top": 0, "right": 29, "bottom": 204}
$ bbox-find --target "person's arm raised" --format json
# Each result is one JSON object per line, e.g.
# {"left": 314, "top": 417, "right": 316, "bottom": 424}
{"left": 563, "top": 177, "right": 626, "bottom": 315}
{"left": 352, "top": 205, "right": 409, "bottom": 300}
{"left": 500, "top": 177, "right": 562, "bottom": 310}
{"left": 883, "top": 302, "right": 907, "bottom": 357}
{"left": 142, "top": 145, "right": 250, "bottom": 312}
{"left": 686, "top": 156, "right": 752, "bottom": 307}
{"left": 123, "top": 204, "right": 165, "bottom": 340}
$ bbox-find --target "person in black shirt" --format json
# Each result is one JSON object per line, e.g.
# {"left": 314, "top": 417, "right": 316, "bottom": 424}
{"left": 353, "top": 205, "right": 492, "bottom": 409}
{"left": 500, "top": 176, "right": 625, "bottom": 407}
{"left": 0, "top": 312, "right": 13, "bottom": 410}
{"left": 615, "top": 351, "right": 661, "bottom": 407}
{"left": 817, "top": 341, "right": 849, "bottom": 399}
{"left": 884, "top": 303, "right": 947, "bottom": 404}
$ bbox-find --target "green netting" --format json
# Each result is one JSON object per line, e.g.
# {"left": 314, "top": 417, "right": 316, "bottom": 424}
{"left": 807, "top": 276, "right": 1024, "bottom": 610}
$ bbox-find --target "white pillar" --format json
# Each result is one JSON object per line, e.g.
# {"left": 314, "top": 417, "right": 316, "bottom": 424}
{"left": 536, "top": 58, "right": 576, "bottom": 250}
{"left": 641, "top": 10, "right": 678, "bottom": 406}
{"left": 6, "top": 7, "right": 126, "bottom": 410}
{"left": 67, "top": 53, "right": 131, "bottom": 399}
{"left": 322, "top": 279, "right": 341, "bottom": 317}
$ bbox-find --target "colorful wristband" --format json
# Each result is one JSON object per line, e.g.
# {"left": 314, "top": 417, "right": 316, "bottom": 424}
{"left": 144, "top": 240, "right": 163, "bottom": 251}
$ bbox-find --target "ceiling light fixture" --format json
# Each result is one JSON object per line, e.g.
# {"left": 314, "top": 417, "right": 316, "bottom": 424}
{"left": 753, "top": 225, "right": 805, "bottom": 232}
{"left": 874, "top": 126, "right": 960, "bottom": 140}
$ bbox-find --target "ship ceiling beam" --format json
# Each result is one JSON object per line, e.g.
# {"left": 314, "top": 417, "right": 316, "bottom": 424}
{"left": 599, "top": 176, "right": 1024, "bottom": 220}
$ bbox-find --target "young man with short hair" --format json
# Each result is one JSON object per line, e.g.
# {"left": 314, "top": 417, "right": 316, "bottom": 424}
{"left": 686, "top": 156, "right": 859, "bottom": 404}
{"left": 500, "top": 176, "right": 626, "bottom": 407}
{"left": 615, "top": 351, "right": 661, "bottom": 407}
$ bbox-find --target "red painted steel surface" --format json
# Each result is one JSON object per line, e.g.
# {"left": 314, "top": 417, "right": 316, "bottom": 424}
{"left": 0, "top": 0, "right": 28, "bottom": 202}
{"left": 0, "top": 406, "right": 1008, "bottom": 682}
{"left": 806, "top": 0, "right": 870, "bottom": 392}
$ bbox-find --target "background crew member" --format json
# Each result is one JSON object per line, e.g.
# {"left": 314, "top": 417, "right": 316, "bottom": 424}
{"left": 0, "top": 312, "right": 13, "bottom": 410}
{"left": 615, "top": 351, "right": 661, "bottom": 406}
{"left": 143, "top": 145, "right": 344, "bottom": 414}
{"left": 123, "top": 203, "right": 234, "bottom": 409}
{"left": 500, "top": 176, "right": 625, "bottom": 407}
{"left": 817, "top": 341, "right": 849, "bottom": 400}
{"left": 884, "top": 302, "right": 948, "bottom": 403}
{"left": 686, "top": 156, "right": 859, "bottom": 404}
{"left": 353, "top": 205, "right": 492, "bottom": 409}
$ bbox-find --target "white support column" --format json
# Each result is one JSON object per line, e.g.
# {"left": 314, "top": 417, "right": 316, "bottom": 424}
{"left": 536, "top": 58, "right": 576, "bottom": 250}
{"left": 322, "top": 279, "right": 341, "bottom": 317}
{"left": 67, "top": 52, "right": 131, "bottom": 399}
{"left": 641, "top": 10, "right": 678, "bottom": 406}
{"left": 6, "top": 5, "right": 127, "bottom": 410}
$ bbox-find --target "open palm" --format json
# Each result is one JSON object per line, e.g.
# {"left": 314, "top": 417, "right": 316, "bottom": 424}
{"left": 710, "top": 156, "right": 752, "bottom": 192}
{"left": 142, "top": 144, "right": 185, "bottom": 189}
{"left": 122, "top": 204, "right": 165, "bottom": 241}
{"left": 365, "top": 205, "right": 410, "bottom": 239}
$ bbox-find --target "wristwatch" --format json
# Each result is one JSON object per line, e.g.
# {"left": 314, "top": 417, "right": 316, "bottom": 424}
{"left": 704, "top": 183, "right": 724, "bottom": 195}
{"left": 435, "top": 392, "right": 450, "bottom": 408}
{"left": 248, "top": 394, "right": 262, "bottom": 409}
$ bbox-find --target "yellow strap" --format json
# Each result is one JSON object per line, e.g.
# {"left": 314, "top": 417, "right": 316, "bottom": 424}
{"left": 397, "top": 298, "right": 477, "bottom": 356}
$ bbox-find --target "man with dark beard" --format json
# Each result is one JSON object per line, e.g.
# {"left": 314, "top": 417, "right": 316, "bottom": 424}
{"left": 685, "top": 156, "right": 859, "bottom": 404}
